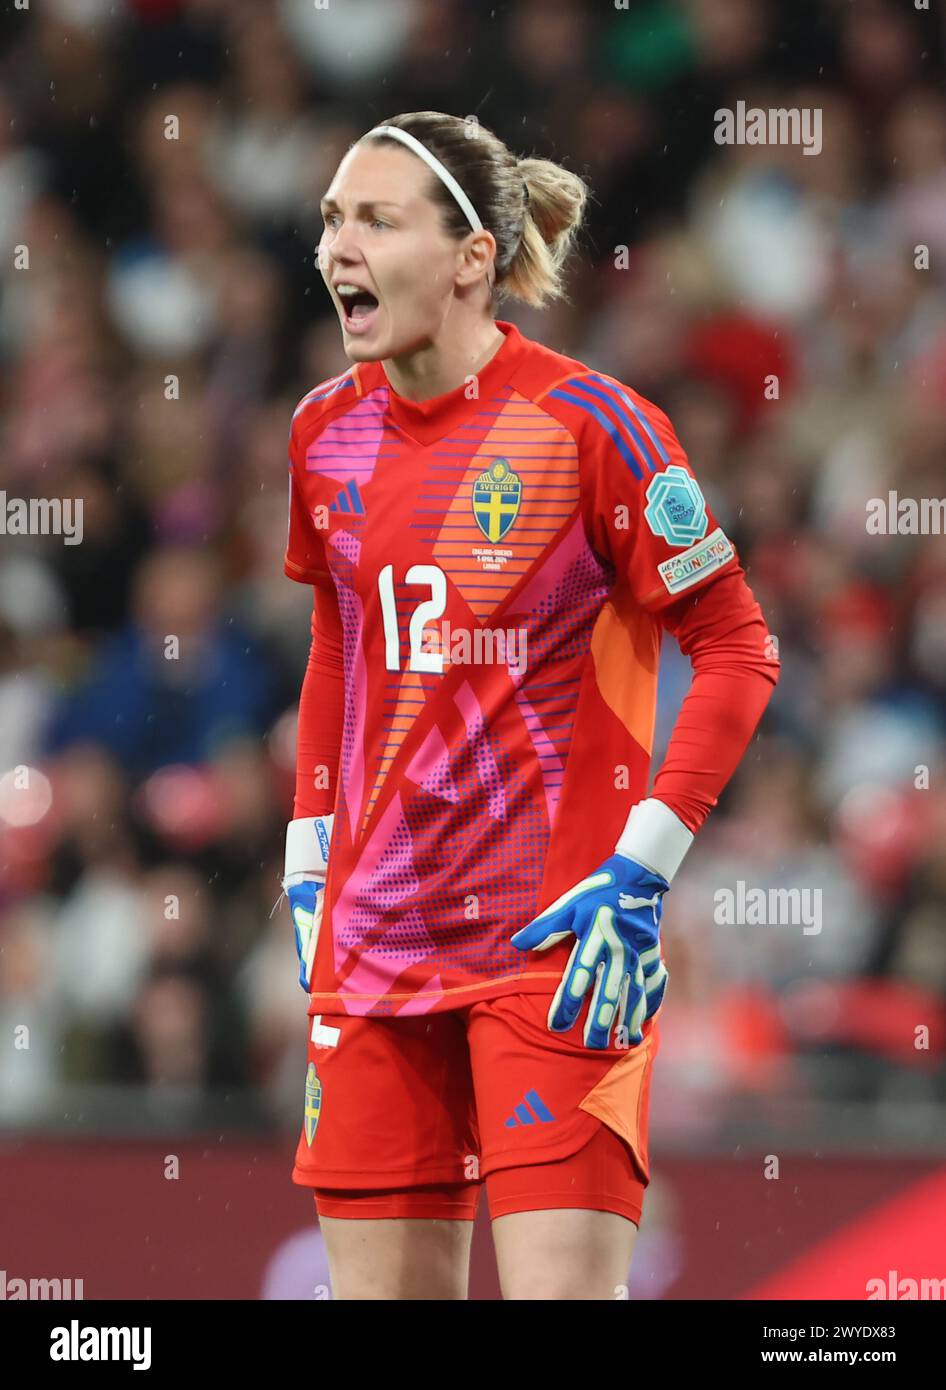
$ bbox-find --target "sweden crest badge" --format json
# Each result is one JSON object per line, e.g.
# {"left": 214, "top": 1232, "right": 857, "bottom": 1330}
{"left": 304, "top": 1061, "right": 322, "bottom": 1146}
{"left": 472, "top": 458, "right": 522, "bottom": 542}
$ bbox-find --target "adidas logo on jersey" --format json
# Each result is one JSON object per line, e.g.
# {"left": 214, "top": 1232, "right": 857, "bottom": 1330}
{"left": 329, "top": 479, "right": 365, "bottom": 515}
{"left": 503, "top": 1088, "right": 556, "bottom": 1127}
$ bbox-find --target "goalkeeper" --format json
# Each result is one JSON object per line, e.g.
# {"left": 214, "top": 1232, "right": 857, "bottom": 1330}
{"left": 280, "top": 109, "right": 780, "bottom": 1300}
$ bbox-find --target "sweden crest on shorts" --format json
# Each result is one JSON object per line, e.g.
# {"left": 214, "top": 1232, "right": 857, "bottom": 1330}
{"left": 472, "top": 458, "right": 522, "bottom": 542}
{"left": 304, "top": 1061, "right": 322, "bottom": 1146}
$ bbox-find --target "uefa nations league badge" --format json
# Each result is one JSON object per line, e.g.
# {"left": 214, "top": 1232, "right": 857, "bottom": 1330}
{"left": 643, "top": 464, "right": 708, "bottom": 547}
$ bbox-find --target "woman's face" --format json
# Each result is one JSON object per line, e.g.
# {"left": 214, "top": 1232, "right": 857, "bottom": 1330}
{"left": 319, "top": 142, "right": 474, "bottom": 363}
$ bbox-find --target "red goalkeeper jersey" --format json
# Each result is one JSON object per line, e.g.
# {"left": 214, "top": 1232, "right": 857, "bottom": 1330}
{"left": 285, "top": 319, "right": 749, "bottom": 1017}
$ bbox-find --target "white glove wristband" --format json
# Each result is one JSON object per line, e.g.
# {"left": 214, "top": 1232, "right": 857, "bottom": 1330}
{"left": 284, "top": 814, "right": 333, "bottom": 882}
{"left": 615, "top": 798, "right": 693, "bottom": 883}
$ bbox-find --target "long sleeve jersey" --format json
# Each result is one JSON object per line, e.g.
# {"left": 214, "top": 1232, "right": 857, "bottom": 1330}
{"left": 285, "top": 319, "right": 778, "bottom": 1017}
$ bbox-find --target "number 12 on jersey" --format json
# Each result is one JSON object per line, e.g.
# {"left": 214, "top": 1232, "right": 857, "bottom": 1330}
{"left": 378, "top": 564, "right": 447, "bottom": 674}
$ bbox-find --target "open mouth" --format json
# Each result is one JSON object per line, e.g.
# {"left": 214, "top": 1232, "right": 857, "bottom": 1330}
{"left": 336, "top": 285, "right": 380, "bottom": 334}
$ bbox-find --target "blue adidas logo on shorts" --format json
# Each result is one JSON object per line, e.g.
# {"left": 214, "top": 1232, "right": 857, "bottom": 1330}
{"left": 503, "top": 1089, "right": 556, "bottom": 1127}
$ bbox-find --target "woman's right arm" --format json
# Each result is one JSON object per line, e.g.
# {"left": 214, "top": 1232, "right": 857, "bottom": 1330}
{"left": 294, "top": 580, "right": 345, "bottom": 820}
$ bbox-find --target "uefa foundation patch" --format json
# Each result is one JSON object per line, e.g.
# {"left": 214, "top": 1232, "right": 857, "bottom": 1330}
{"left": 304, "top": 1061, "right": 322, "bottom": 1146}
{"left": 657, "top": 528, "right": 735, "bottom": 595}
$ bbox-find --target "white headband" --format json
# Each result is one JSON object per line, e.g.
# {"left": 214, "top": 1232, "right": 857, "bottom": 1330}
{"left": 361, "top": 124, "right": 483, "bottom": 233}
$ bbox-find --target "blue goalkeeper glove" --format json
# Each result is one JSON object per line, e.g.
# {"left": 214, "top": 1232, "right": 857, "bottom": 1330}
{"left": 283, "top": 814, "right": 333, "bottom": 992}
{"left": 510, "top": 799, "right": 692, "bottom": 1049}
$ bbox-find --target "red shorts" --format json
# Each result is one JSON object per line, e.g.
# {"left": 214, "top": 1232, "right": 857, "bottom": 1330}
{"left": 292, "top": 991, "right": 659, "bottom": 1225}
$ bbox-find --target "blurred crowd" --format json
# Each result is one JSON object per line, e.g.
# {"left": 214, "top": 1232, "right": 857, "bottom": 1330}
{"left": 1, "top": 0, "right": 945, "bottom": 1136}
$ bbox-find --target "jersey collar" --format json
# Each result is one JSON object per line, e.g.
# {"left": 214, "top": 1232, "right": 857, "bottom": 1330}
{"left": 362, "top": 319, "right": 527, "bottom": 446}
